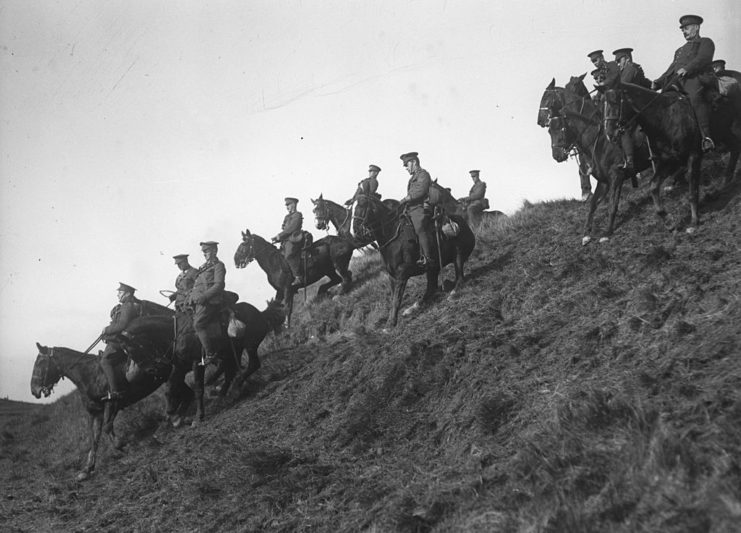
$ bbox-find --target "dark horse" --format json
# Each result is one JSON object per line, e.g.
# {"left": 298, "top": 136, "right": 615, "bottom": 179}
{"left": 31, "top": 331, "right": 177, "bottom": 481}
{"left": 133, "top": 299, "right": 285, "bottom": 427}
{"left": 542, "top": 76, "right": 651, "bottom": 243}
{"left": 355, "top": 195, "right": 475, "bottom": 327}
{"left": 234, "top": 230, "right": 354, "bottom": 327}
{"left": 538, "top": 77, "right": 595, "bottom": 202}
{"left": 311, "top": 194, "right": 375, "bottom": 248}
{"left": 601, "top": 79, "right": 741, "bottom": 231}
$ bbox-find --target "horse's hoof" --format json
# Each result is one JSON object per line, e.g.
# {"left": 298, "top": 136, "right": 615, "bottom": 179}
{"left": 581, "top": 236, "right": 592, "bottom": 246}
{"left": 686, "top": 226, "right": 697, "bottom": 235}
{"left": 170, "top": 415, "right": 183, "bottom": 429}
{"left": 76, "top": 471, "right": 91, "bottom": 482}
{"left": 598, "top": 236, "right": 610, "bottom": 243}
{"left": 402, "top": 303, "right": 420, "bottom": 317}
{"left": 190, "top": 418, "right": 203, "bottom": 428}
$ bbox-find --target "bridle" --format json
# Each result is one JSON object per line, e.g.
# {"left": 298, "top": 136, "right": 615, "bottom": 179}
{"left": 356, "top": 199, "right": 407, "bottom": 249}
{"left": 236, "top": 236, "right": 256, "bottom": 267}
{"left": 603, "top": 87, "right": 663, "bottom": 142}
{"left": 33, "top": 348, "right": 65, "bottom": 397}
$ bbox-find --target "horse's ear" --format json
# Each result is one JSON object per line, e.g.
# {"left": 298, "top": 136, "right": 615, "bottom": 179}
{"left": 319, "top": 193, "right": 323, "bottom": 200}
{"left": 36, "top": 342, "right": 46, "bottom": 353}
{"left": 547, "top": 78, "right": 556, "bottom": 90}
{"left": 578, "top": 73, "right": 586, "bottom": 81}
{"left": 242, "top": 229, "right": 251, "bottom": 240}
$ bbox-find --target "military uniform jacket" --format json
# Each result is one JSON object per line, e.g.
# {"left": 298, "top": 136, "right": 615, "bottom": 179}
{"left": 406, "top": 168, "right": 432, "bottom": 207}
{"left": 620, "top": 62, "right": 651, "bottom": 88}
{"left": 103, "top": 296, "right": 141, "bottom": 338}
{"left": 348, "top": 177, "right": 379, "bottom": 203}
{"left": 174, "top": 267, "right": 198, "bottom": 305}
{"left": 191, "top": 259, "right": 226, "bottom": 305}
{"left": 277, "top": 211, "right": 304, "bottom": 243}
{"left": 655, "top": 37, "right": 715, "bottom": 87}
{"left": 465, "top": 181, "right": 486, "bottom": 202}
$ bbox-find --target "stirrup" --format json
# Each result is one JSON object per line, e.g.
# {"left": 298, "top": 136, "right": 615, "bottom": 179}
{"left": 701, "top": 137, "right": 715, "bottom": 153}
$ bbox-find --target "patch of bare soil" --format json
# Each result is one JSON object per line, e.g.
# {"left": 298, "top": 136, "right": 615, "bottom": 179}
{"left": 4, "top": 159, "right": 741, "bottom": 532}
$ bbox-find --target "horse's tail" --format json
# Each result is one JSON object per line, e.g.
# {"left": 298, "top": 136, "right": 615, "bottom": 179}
{"left": 262, "top": 299, "right": 286, "bottom": 334}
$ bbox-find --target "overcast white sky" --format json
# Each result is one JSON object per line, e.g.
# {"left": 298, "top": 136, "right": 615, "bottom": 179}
{"left": 1, "top": 0, "right": 739, "bottom": 402}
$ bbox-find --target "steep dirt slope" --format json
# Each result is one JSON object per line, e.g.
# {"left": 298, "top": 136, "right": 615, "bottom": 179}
{"left": 3, "top": 164, "right": 740, "bottom": 532}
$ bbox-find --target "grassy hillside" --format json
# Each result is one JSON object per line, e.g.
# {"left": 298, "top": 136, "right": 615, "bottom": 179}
{"left": 4, "top": 160, "right": 740, "bottom": 532}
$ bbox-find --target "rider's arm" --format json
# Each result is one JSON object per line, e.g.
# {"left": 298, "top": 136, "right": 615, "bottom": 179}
{"left": 406, "top": 170, "right": 431, "bottom": 204}
{"left": 683, "top": 38, "right": 714, "bottom": 76}
{"left": 469, "top": 181, "right": 486, "bottom": 201}
{"left": 276, "top": 212, "right": 303, "bottom": 240}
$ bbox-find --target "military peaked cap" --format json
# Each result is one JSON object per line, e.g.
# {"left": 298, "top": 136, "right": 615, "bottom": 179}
{"left": 284, "top": 197, "right": 299, "bottom": 205}
{"left": 590, "top": 68, "right": 601, "bottom": 78}
{"left": 118, "top": 282, "right": 136, "bottom": 293}
{"left": 369, "top": 164, "right": 381, "bottom": 172}
{"left": 199, "top": 241, "right": 219, "bottom": 249}
{"left": 679, "top": 15, "right": 703, "bottom": 27}
{"left": 712, "top": 59, "right": 726, "bottom": 68}
{"left": 400, "top": 152, "right": 419, "bottom": 164}
{"left": 612, "top": 48, "right": 633, "bottom": 61}
{"left": 469, "top": 170, "right": 480, "bottom": 176}
{"left": 173, "top": 254, "right": 189, "bottom": 262}
{"left": 587, "top": 50, "right": 604, "bottom": 60}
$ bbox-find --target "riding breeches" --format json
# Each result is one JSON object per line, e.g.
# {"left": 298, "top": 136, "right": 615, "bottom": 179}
{"left": 407, "top": 206, "right": 435, "bottom": 261}
{"left": 282, "top": 242, "right": 301, "bottom": 276}
{"left": 682, "top": 77, "right": 711, "bottom": 136}
{"left": 193, "top": 303, "right": 220, "bottom": 355}
{"left": 100, "top": 343, "right": 128, "bottom": 392}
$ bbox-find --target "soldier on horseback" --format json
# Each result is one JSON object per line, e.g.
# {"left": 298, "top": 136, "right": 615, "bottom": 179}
{"left": 188, "top": 241, "right": 226, "bottom": 365}
{"left": 652, "top": 14, "right": 716, "bottom": 152}
{"left": 169, "top": 254, "right": 198, "bottom": 312}
{"left": 345, "top": 164, "right": 381, "bottom": 206}
{"left": 587, "top": 50, "right": 620, "bottom": 88}
{"left": 272, "top": 197, "right": 305, "bottom": 285}
{"left": 398, "top": 151, "right": 436, "bottom": 269}
{"left": 458, "top": 170, "right": 488, "bottom": 222}
{"left": 100, "top": 282, "right": 142, "bottom": 401}
{"left": 609, "top": 47, "right": 652, "bottom": 180}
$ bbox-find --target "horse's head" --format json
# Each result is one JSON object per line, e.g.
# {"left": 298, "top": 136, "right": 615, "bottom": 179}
{"left": 311, "top": 194, "right": 330, "bottom": 231}
{"left": 566, "top": 74, "right": 589, "bottom": 98}
{"left": 547, "top": 115, "right": 574, "bottom": 162}
{"left": 30, "top": 343, "right": 62, "bottom": 398}
{"left": 538, "top": 78, "right": 563, "bottom": 127}
{"left": 234, "top": 229, "right": 256, "bottom": 268}
{"left": 601, "top": 87, "right": 623, "bottom": 143}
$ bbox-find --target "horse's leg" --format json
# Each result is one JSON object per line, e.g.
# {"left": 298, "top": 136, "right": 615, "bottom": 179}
{"left": 582, "top": 180, "right": 607, "bottom": 245}
{"left": 649, "top": 161, "right": 670, "bottom": 223}
{"left": 219, "top": 342, "right": 237, "bottom": 398}
{"left": 318, "top": 272, "right": 342, "bottom": 297}
{"left": 285, "top": 285, "right": 295, "bottom": 328}
{"left": 191, "top": 360, "right": 205, "bottom": 426}
{"left": 723, "top": 149, "right": 739, "bottom": 186}
{"left": 387, "top": 276, "right": 408, "bottom": 328}
{"left": 166, "top": 365, "right": 189, "bottom": 428}
{"left": 78, "top": 412, "right": 103, "bottom": 481}
{"left": 686, "top": 152, "right": 702, "bottom": 232}
{"left": 603, "top": 171, "right": 625, "bottom": 240}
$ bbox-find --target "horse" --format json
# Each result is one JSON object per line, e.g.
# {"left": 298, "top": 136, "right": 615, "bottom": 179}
{"left": 539, "top": 78, "right": 598, "bottom": 203}
{"left": 541, "top": 76, "right": 652, "bottom": 244}
{"left": 311, "top": 194, "right": 375, "bottom": 248}
{"left": 31, "top": 333, "right": 178, "bottom": 481}
{"left": 354, "top": 194, "right": 475, "bottom": 327}
{"left": 234, "top": 230, "right": 354, "bottom": 327}
{"left": 132, "top": 299, "right": 285, "bottom": 426}
{"left": 600, "top": 79, "right": 741, "bottom": 231}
